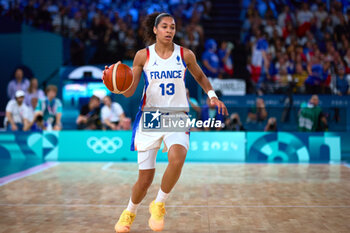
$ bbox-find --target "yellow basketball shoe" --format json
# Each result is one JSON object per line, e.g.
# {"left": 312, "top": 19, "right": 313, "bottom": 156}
{"left": 148, "top": 200, "right": 166, "bottom": 231}
{"left": 115, "top": 209, "right": 136, "bottom": 233}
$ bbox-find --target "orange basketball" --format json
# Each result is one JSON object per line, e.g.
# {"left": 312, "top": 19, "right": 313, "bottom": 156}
{"left": 102, "top": 63, "right": 133, "bottom": 94}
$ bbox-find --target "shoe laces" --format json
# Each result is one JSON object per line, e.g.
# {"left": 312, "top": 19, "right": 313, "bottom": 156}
{"left": 153, "top": 202, "right": 166, "bottom": 219}
{"left": 120, "top": 212, "right": 133, "bottom": 225}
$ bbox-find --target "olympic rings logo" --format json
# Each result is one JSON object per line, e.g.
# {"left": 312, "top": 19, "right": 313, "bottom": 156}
{"left": 87, "top": 137, "right": 123, "bottom": 154}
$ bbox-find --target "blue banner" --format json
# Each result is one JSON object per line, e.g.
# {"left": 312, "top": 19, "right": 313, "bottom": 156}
{"left": 0, "top": 131, "right": 343, "bottom": 163}
{"left": 246, "top": 132, "right": 341, "bottom": 163}
{"left": 157, "top": 132, "right": 246, "bottom": 162}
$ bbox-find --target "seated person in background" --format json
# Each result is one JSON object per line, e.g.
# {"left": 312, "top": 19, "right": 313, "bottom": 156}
{"left": 7, "top": 68, "right": 30, "bottom": 99}
{"left": 292, "top": 63, "right": 308, "bottom": 93}
{"left": 201, "top": 95, "right": 224, "bottom": 131}
{"left": 332, "top": 65, "right": 350, "bottom": 96}
{"left": 305, "top": 56, "right": 326, "bottom": 94}
{"left": 27, "top": 98, "right": 45, "bottom": 131}
{"left": 101, "top": 96, "right": 131, "bottom": 130}
{"left": 202, "top": 39, "right": 219, "bottom": 78}
{"left": 25, "top": 77, "right": 45, "bottom": 107}
{"left": 298, "top": 95, "right": 328, "bottom": 132}
{"left": 224, "top": 113, "right": 245, "bottom": 131}
{"left": 218, "top": 41, "right": 234, "bottom": 78}
{"left": 4, "top": 90, "right": 31, "bottom": 131}
{"left": 246, "top": 98, "right": 268, "bottom": 123}
{"left": 76, "top": 95, "right": 102, "bottom": 130}
{"left": 275, "top": 67, "right": 292, "bottom": 93}
{"left": 264, "top": 117, "right": 278, "bottom": 132}
{"left": 34, "top": 85, "right": 63, "bottom": 131}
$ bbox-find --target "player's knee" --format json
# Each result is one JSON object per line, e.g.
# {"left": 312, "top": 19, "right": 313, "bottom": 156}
{"left": 169, "top": 157, "right": 185, "bottom": 168}
{"left": 137, "top": 177, "right": 153, "bottom": 190}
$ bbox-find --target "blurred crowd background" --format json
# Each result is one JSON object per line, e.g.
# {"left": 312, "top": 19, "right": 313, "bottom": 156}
{"left": 1, "top": 0, "right": 349, "bottom": 133}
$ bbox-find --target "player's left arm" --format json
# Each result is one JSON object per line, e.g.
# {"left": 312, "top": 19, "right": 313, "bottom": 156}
{"left": 183, "top": 48, "right": 228, "bottom": 115}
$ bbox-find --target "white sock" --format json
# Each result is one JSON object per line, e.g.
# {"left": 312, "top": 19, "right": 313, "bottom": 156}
{"left": 126, "top": 198, "right": 140, "bottom": 214}
{"left": 155, "top": 189, "right": 170, "bottom": 203}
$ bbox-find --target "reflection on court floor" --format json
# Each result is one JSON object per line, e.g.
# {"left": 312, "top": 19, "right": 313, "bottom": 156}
{"left": 0, "top": 163, "right": 350, "bottom": 233}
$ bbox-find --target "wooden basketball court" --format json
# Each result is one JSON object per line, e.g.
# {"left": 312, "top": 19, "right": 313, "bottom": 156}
{"left": 0, "top": 163, "right": 350, "bottom": 232}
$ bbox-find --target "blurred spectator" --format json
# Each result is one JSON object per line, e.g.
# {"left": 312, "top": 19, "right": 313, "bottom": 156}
{"left": 275, "top": 67, "right": 291, "bottom": 92}
{"left": 250, "top": 29, "right": 269, "bottom": 83}
{"left": 202, "top": 39, "right": 219, "bottom": 78}
{"left": 278, "top": 5, "right": 296, "bottom": 28}
{"left": 247, "top": 98, "right": 268, "bottom": 123}
{"left": 240, "top": 1, "right": 350, "bottom": 96}
{"left": 292, "top": 63, "right": 308, "bottom": 93}
{"left": 218, "top": 41, "right": 234, "bottom": 78}
{"left": 7, "top": 68, "right": 30, "bottom": 99}
{"left": 265, "top": 18, "right": 282, "bottom": 39}
{"left": 52, "top": 6, "right": 69, "bottom": 36}
{"left": 124, "top": 29, "right": 137, "bottom": 59}
{"left": 331, "top": 65, "right": 350, "bottom": 95}
{"left": 343, "top": 48, "right": 350, "bottom": 72}
{"left": 101, "top": 96, "right": 131, "bottom": 130}
{"left": 201, "top": 96, "right": 224, "bottom": 131}
{"left": 186, "top": 89, "right": 201, "bottom": 121}
{"left": 184, "top": 24, "right": 200, "bottom": 55}
{"left": 314, "top": 3, "right": 328, "bottom": 29}
{"left": 4, "top": 90, "right": 31, "bottom": 131}
{"left": 70, "top": 31, "right": 86, "bottom": 66}
{"left": 296, "top": 3, "right": 313, "bottom": 37}
{"left": 224, "top": 113, "right": 245, "bottom": 131}
{"left": 27, "top": 97, "right": 45, "bottom": 131}
{"left": 305, "top": 56, "right": 325, "bottom": 94}
{"left": 298, "top": 95, "right": 328, "bottom": 132}
{"left": 25, "top": 78, "right": 45, "bottom": 108}
{"left": 4, "top": 1, "right": 211, "bottom": 64}
{"left": 76, "top": 95, "right": 102, "bottom": 130}
{"left": 34, "top": 85, "right": 63, "bottom": 131}
{"left": 264, "top": 117, "right": 277, "bottom": 131}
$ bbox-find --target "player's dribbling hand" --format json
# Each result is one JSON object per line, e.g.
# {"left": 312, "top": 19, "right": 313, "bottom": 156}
{"left": 102, "top": 61, "right": 121, "bottom": 83}
{"left": 210, "top": 98, "right": 229, "bottom": 116}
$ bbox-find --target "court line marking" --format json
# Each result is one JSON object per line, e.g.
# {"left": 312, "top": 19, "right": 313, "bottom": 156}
{"left": 0, "top": 203, "right": 349, "bottom": 208}
{"left": 0, "top": 162, "right": 59, "bottom": 187}
{"left": 102, "top": 162, "right": 114, "bottom": 171}
{"left": 101, "top": 163, "right": 348, "bottom": 181}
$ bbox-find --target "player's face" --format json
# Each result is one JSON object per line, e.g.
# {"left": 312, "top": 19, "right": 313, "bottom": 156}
{"left": 154, "top": 17, "right": 175, "bottom": 43}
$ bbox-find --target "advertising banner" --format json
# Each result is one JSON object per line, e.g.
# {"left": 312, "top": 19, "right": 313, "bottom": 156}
{"left": 0, "top": 131, "right": 343, "bottom": 162}
{"left": 157, "top": 132, "right": 246, "bottom": 162}
{"left": 246, "top": 132, "right": 341, "bottom": 163}
{"left": 57, "top": 131, "right": 136, "bottom": 161}
{"left": 0, "top": 132, "right": 42, "bottom": 159}
{"left": 208, "top": 78, "right": 246, "bottom": 96}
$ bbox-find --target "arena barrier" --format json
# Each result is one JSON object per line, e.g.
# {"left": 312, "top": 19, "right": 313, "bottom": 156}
{"left": 0, "top": 131, "right": 344, "bottom": 163}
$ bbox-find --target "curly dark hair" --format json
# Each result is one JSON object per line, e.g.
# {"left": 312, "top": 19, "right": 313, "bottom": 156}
{"left": 143, "top": 12, "right": 174, "bottom": 44}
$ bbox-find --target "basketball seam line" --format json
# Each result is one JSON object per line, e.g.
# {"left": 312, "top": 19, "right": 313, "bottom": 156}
{"left": 112, "top": 63, "right": 119, "bottom": 94}
{"left": 120, "top": 65, "right": 127, "bottom": 92}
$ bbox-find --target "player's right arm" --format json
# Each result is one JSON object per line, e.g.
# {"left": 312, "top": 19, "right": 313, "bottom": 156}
{"left": 123, "top": 49, "right": 147, "bottom": 98}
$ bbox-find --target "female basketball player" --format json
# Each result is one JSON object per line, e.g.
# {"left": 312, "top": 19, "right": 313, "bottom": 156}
{"left": 112, "top": 13, "right": 228, "bottom": 233}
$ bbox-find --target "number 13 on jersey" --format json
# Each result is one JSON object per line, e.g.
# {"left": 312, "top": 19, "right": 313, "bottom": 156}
{"left": 159, "top": 83, "right": 175, "bottom": 96}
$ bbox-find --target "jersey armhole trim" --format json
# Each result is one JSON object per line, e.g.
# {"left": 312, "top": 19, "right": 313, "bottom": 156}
{"left": 180, "top": 47, "right": 187, "bottom": 68}
{"left": 144, "top": 47, "right": 150, "bottom": 68}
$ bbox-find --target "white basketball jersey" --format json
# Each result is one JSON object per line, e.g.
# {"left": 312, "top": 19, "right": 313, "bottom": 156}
{"left": 140, "top": 43, "right": 189, "bottom": 112}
